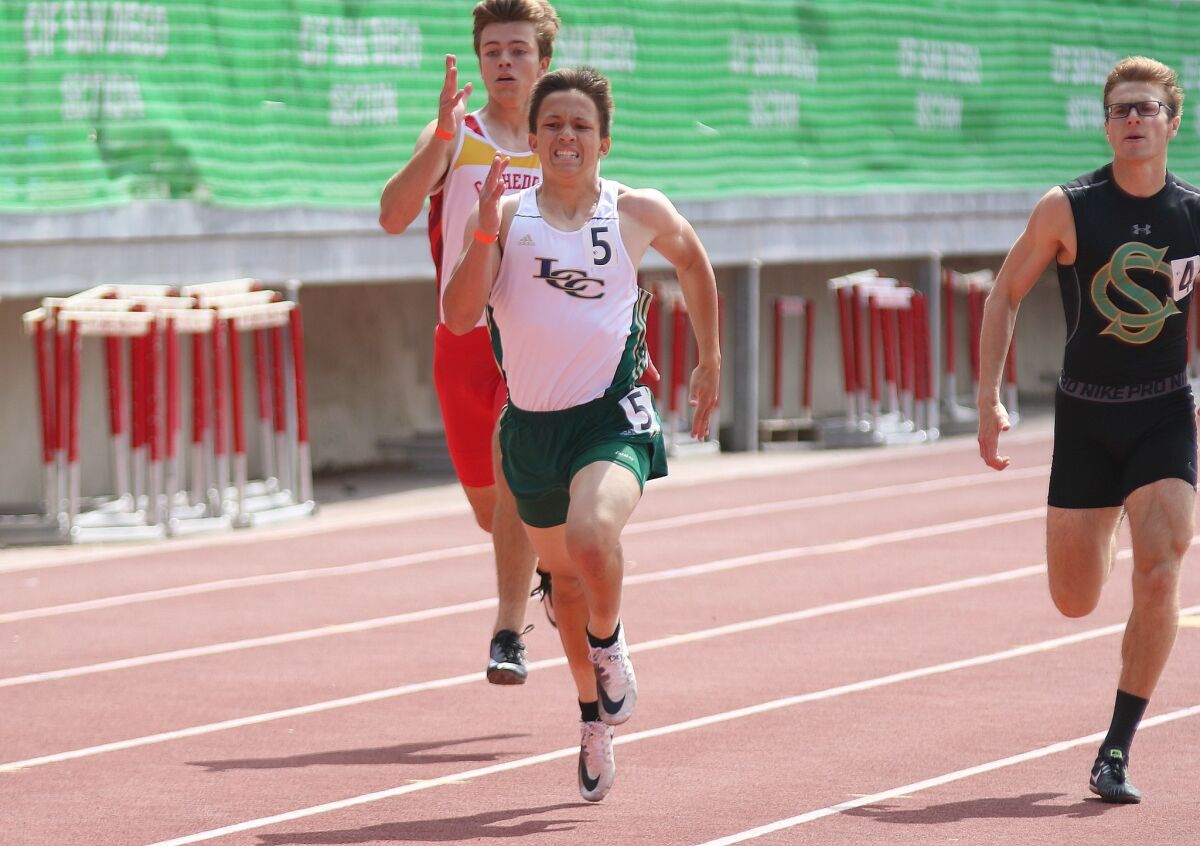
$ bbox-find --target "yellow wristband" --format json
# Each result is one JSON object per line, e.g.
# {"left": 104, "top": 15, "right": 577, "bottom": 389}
{"left": 434, "top": 126, "right": 454, "bottom": 142}
{"left": 473, "top": 228, "right": 498, "bottom": 244}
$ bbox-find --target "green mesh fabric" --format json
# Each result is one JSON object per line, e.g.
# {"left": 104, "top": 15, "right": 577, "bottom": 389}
{"left": 2, "top": 1, "right": 1198, "bottom": 211}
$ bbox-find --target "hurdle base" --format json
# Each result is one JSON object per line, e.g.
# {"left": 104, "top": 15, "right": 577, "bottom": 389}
{"left": 168, "top": 514, "right": 234, "bottom": 537}
{"left": 815, "top": 417, "right": 886, "bottom": 449}
{"left": 938, "top": 400, "right": 979, "bottom": 435}
{"left": 757, "top": 417, "right": 818, "bottom": 447}
{"left": 240, "top": 489, "right": 297, "bottom": 514}
{"left": 666, "top": 436, "right": 721, "bottom": 457}
{"left": 235, "top": 500, "right": 317, "bottom": 528}
{"left": 69, "top": 523, "right": 168, "bottom": 544}
{"left": 73, "top": 507, "right": 150, "bottom": 529}
{"left": 0, "top": 513, "right": 67, "bottom": 547}
{"left": 879, "top": 427, "right": 938, "bottom": 446}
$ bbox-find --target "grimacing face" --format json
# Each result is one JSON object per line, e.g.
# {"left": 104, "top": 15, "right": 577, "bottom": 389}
{"left": 1103, "top": 80, "right": 1181, "bottom": 163}
{"left": 530, "top": 89, "right": 611, "bottom": 178}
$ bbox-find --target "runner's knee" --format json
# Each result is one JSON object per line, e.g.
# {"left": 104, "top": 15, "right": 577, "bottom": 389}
{"left": 1131, "top": 558, "right": 1181, "bottom": 609}
{"left": 565, "top": 522, "right": 617, "bottom": 577}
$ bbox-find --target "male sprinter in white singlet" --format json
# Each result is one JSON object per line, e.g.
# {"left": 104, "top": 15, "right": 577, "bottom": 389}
{"left": 379, "top": 0, "right": 560, "bottom": 684}
{"left": 444, "top": 67, "right": 720, "bottom": 802}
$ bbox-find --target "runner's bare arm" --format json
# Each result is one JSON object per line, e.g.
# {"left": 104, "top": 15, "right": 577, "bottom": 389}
{"left": 443, "top": 154, "right": 510, "bottom": 334}
{"left": 379, "top": 54, "right": 473, "bottom": 234}
{"left": 633, "top": 189, "right": 721, "bottom": 439}
{"left": 977, "top": 187, "right": 1073, "bottom": 469}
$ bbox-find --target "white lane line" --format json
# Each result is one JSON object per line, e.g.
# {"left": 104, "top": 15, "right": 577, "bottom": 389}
{"left": 0, "top": 429, "right": 1053, "bottom": 577}
{"left": 627, "top": 507, "right": 1044, "bottom": 585}
{"left": 0, "top": 508, "right": 1047, "bottom": 688}
{"left": 0, "top": 561, "right": 1052, "bottom": 770}
{"left": 0, "top": 467, "right": 1048, "bottom": 625}
{"left": 625, "top": 465, "right": 1048, "bottom": 534}
{"left": 138, "top": 605, "right": 1200, "bottom": 846}
{"left": 692, "top": 704, "right": 1200, "bottom": 845}
{"left": 0, "top": 542, "right": 488, "bottom": 625}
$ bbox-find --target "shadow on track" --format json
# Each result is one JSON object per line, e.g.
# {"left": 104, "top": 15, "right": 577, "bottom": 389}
{"left": 252, "top": 803, "right": 594, "bottom": 843}
{"left": 188, "top": 733, "right": 528, "bottom": 772}
{"left": 842, "top": 791, "right": 1115, "bottom": 823}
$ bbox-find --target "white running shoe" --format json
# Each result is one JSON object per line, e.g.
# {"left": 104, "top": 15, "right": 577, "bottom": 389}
{"left": 578, "top": 719, "right": 616, "bottom": 802}
{"left": 588, "top": 623, "right": 637, "bottom": 725}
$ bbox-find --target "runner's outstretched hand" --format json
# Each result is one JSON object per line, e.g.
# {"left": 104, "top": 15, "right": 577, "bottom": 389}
{"left": 436, "top": 54, "right": 472, "bottom": 141}
{"left": 477, "top": 153, "right": 510, "bottom": 237}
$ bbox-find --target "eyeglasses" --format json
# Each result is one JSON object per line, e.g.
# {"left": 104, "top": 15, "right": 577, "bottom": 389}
{"left": 1104, "top": 100, "right": 1174, "bottom": 120}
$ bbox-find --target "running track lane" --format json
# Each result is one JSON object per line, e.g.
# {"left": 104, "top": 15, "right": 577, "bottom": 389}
{"left": 3, "top": 428, "right": 1198, "bottom": 844}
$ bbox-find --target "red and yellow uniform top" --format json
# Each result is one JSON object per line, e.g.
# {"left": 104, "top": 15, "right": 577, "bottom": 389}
{"left": 428, "top": 111, "right": 541, "bottom": 327}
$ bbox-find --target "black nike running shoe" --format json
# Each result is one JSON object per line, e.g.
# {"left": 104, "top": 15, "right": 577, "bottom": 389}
{"left": 1089, "top": 748, "right": 1142, "bottom": 804}
{"left": 531, "top": 567, "right": 556, "bottom": 629}
{"left": 486, "top": 629, "right": 528, "bottom": 685}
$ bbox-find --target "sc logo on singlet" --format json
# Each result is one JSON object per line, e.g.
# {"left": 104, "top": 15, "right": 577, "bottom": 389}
{"left": 534, "top": 257, "right": 606, "bottom": 299}
{"left": 1090, "top": 241, "right": 1198, "bottom": 345}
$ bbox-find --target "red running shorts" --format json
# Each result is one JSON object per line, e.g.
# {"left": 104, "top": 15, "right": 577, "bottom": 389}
{"left": 433, "top": 323, "right": 507, "bottom": 488}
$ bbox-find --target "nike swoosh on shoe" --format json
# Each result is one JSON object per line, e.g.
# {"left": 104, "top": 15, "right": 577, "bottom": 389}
{"left": 579, "top": 755, "right": 601, "bottom": 793}
{"left": 599, "top": 685, "right": 625, "bottom": 716}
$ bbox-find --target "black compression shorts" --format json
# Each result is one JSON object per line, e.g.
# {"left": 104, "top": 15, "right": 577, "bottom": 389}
{"left": 1048, "top": 386, "right": 1197, "bottom": 509}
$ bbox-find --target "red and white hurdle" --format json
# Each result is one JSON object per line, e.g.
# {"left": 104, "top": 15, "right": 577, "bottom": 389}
{"left": 941, "top": 268, "right": 1018, "bottom": 430}
{"left": 758, "top": 294, "right": 816, "bottom": 445}
{"left": 823, "top": 269, "right": 938, "bottom": 447}
{"left": 210, "top": 297, "right": 315, "bottom": 526}
{"left": 54, "top": 306, "right": 169, "bottom": 541}
{"left": 0, "top": 308, "right": 67, "bottom": 545}
{"left": 2, "top": 279, "right": 315, "bottom": 547}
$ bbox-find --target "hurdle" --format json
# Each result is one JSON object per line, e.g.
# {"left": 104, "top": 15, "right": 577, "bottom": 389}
{"left": 149, "top": 304, "right": 234, "bottom": 536}
{"left": 820, "top": 270, "right": 886, "bottom": 447}
{"left": 0, "top": 309, "right": 67, "bottom": 546}
{"left": 820, "top": 271, "right": 938, "bottom": 447}
{"left": 212, "top": 298, "right": 315, "bottom": 527}
{"left": 941, "top": 268, "right": 1018, "bottom": 432}
{"left": 40, "top": 296, "right": 145, "bottom": 531}
{"left": 758, "top": 294, "right": 816, "bottom": 446}
{"left": 193, "top": 289, "right": 284, "bottom": 502}
{"left": 863, "top": 284, "right": 938, "bottom": 444}
{"left": 55, "top": 307, "right": 168, "bottom": 542}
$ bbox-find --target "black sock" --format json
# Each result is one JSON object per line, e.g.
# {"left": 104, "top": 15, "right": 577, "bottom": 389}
{"left": 579, "top": 700, "right": 600, "bottom": 722}
{"left": 1100, "top": 689, "right": 1149, "bottom": 759}
{"left": 586, "top": 620, "right": 621, "bottom": 649}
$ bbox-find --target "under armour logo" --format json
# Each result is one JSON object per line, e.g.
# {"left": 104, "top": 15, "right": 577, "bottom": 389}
{"left": 1133, "top": 224, "right": 1152, "bottom": 235}
{"left": 519, "top": 234, "right": 535, "bottom": 247}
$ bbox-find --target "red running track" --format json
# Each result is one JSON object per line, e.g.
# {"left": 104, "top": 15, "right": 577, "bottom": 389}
{"left": 2, "top": 424, "right": 1199, "bottom": 845}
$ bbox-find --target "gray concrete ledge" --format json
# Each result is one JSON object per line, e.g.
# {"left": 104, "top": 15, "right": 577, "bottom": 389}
{"left": 0, "top": 190, "right": 1040, "bottom": 297}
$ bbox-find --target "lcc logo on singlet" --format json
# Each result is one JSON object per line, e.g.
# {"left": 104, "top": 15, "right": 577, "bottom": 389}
{"left": 1090, "top": 241, "right": 1195, "bottom": 345}
{"left": 534, "top": 257, "right": 606, "bottom": 299}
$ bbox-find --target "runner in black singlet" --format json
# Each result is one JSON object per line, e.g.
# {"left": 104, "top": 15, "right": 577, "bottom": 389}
{"left": 977, "top": 56, "right": 1198, "bottom": 805}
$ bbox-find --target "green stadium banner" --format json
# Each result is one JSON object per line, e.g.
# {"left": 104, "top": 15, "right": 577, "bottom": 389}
{"left": 2, "top": 0, "right": 1200, "bottom": 211}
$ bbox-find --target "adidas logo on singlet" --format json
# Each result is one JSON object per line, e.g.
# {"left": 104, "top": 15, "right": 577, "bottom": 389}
{"left": 519, "top": 234, "right": 535, "bottom": 246}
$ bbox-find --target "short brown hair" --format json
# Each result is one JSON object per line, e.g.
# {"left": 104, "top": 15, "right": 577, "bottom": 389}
{"left": 472, "top": 0, "right": 560, "bottom": 61}
{"left": 1105, "top": 56, "right": 1184, "bottom": 116}
{"left": 529, "top": 66, "right": 614, "bottom": 138}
